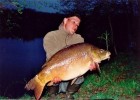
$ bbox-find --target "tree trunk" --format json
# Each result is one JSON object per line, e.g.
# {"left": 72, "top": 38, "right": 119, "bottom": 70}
{"left": 137, "top": 0, "right": 140, "bottom": 56}
{"left": 108, "top": 15, "right": 118, "bottom": 55}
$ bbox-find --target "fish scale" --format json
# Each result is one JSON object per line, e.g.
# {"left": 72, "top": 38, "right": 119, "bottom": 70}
{"left": 25, "top": 43, "right": 111, "bottom": 100}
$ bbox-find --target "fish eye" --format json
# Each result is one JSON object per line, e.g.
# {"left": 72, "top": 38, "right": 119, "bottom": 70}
{"left": 100, "top": 49, "right": 104, "bottom": 53}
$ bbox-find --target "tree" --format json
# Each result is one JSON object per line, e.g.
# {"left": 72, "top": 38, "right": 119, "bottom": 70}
{"left": 54, "top": 0, "right": 98, "bottom": 15}
{"left": 136, "top": 0, "right": 140, "bottom": 54}
{"left": 0, "top": 1, "right": 23, "bottom": 38}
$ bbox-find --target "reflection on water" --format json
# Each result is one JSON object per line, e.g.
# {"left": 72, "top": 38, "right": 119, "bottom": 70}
{"left": 0, "top": 38, "right": 46, "bottom": 98}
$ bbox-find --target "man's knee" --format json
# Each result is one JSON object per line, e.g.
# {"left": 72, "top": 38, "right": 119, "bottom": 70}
{"left": 67, "top": 76, "right": 84, "bottom": 93}
{"left": 47, "top": 84, "right": 59, "bottom": 96}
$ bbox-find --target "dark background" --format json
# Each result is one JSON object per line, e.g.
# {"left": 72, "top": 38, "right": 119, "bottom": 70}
{"left": 0, "top": 8, "right": 139, "bottom": 54}
{"left": 0, "top": 0, "right": 140, "bottom": 98}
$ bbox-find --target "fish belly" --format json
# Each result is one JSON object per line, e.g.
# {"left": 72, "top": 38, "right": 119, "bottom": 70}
{"left": 61, "top": 61, "right": 91, "bottom": 81}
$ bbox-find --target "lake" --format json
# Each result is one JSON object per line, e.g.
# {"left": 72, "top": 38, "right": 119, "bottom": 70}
{"left": 0, "top": 38, "right": 46, "bottom": 98}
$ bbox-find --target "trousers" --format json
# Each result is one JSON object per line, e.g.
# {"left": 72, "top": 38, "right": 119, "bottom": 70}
{"left": 58, "top": 76, "right": 84, "bottom": 93}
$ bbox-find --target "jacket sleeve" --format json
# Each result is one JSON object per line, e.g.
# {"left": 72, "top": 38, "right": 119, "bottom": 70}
{"left": 68, "top": 34, "right": 84, "bottom": 46}
{"left": 43, "top": 32, "right": 59, "bottom": 60}
{"left": 75, "top": 34, "right": 84, "bottom": 43}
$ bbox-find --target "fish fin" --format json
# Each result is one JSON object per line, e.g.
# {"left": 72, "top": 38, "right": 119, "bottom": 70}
{"left": 89, "top": 63, "right": 96, "bottom": 71}
{"left": 25, "top": 78, "right": 36, "bottom": 90}
{"left": 25, "top": 75, "right": 46, "bottom": 100}
{"left": 47, "top": 81, "right": 54, "bottom": 86}
{"left": 34, "top": 75, "right": 46, "bottom": 100}
{"left": 95, "top": 62, "right": 101, "bottom": 73}
{"left": 34, "top": 83, "right": 44, "bottom": 100}
{"left": 71, "top": 78, "right": 78, "bottom": 85}
{"left": 90, "top": 62, "right": 101, "bottom": 73}
{"left": 47, "top": 76, "right": 62, "bottom": 86}
{"left": 42, "top": 63, "right": 47, "bottom": 68}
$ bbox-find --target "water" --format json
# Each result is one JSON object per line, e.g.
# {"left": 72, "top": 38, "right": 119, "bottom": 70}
{"left": 0, "top": 38, "right": 46, "bottom": 98}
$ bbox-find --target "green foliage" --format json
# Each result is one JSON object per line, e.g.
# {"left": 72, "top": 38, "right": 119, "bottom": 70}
{"left": 98, "top": 31, "right": 110, "bottom": 50}
{"left": 20, "top": 94, "right": 33, "bottom": 99}
{"left": 0, "top": 96, "right": 8, "bottom": 99}
{"left": 0, "top": 1, "right": 23, "bottom": 35}
{"left": 12, "top": 1, "right": 24, "bottom": 14}
{"left": 57, "top": 0, "right": 139, "bottom": 15}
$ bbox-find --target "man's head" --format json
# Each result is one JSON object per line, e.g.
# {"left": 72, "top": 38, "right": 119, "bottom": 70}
{"left": 62, "top": 15, "right": 81, "bottom": 35}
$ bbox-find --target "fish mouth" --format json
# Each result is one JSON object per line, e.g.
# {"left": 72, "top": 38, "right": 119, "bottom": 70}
{"left": 107, "top": 55, "right": 111, "bottom": 60}
{"left": 106, "top": 52, "right": 111, "bottom": 61}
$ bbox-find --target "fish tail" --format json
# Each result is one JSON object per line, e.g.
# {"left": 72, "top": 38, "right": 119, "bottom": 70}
{"left": 25, "top": 75, "right": 46, "bottom": 100}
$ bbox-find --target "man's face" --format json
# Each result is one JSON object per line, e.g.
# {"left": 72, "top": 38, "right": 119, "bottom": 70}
{"left": 64, "top": 16, "right": 81, "bottom": 35}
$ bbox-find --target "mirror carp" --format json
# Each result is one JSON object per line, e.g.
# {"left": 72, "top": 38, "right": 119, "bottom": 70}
{"left": 25, "top": 43, "right": 111, "bottom": 100}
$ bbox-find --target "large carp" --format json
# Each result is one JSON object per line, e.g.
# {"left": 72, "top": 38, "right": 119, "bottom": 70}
{"left": 25, "top": 43, "right": 111, "bottom": 100}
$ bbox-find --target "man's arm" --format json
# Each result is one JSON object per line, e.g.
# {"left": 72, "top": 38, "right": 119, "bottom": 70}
{"left": 43, "top": 32, "right": 58, "bottom": 60}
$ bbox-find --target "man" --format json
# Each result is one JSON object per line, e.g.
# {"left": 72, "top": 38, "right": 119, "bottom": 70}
{"left": 43, "top": 14, "right": 84, "bottom": 99}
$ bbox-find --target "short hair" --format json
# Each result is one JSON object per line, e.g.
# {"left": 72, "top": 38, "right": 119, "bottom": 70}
{"left": 66, "top": 13, "right": 81, "bottom": 20}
